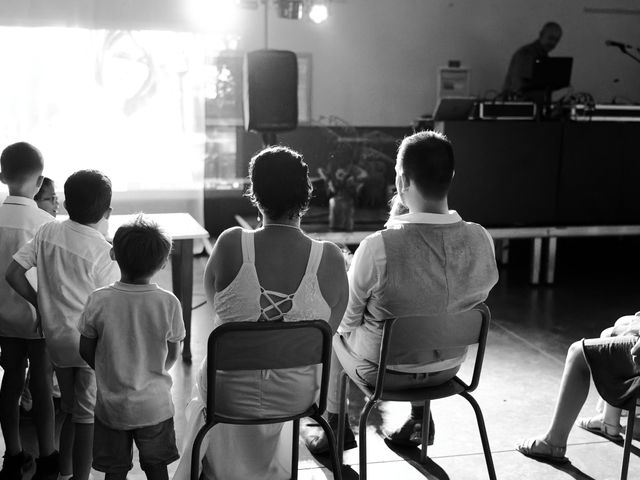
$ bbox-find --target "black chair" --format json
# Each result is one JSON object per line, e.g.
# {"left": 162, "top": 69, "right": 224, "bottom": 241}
{"left": 190, "top": 320, "right": 342, "bottom": 480}
{"left": 620, "top": 396, "right": 639, "bottom": 480}
{"left": 336, "top": 303, "right": 496, "bottom": 480}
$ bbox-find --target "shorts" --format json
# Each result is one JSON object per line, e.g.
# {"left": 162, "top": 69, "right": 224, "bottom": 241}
{"left": 55, "top": 366, "right": 96, "bottom": 424}
{"left": 92, "top": 417, "right": 179, "bottom": 473}
{"left": 582, "top": 336, "right": 640, "bottom": 409}
{"left": 0, "top": 337, "right": 48, "bottom": 370}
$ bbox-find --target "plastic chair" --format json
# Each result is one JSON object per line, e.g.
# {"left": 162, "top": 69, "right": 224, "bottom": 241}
{"left": 336, "top": 303, "right": 496, "bottom": 480}
{"left": 190, "top": 320, "right": 342, "bottom": 480}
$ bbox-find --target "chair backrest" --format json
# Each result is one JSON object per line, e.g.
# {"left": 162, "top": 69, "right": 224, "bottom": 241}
{"left": 378, "top": 303, "right": 491, "bottom": 393}
{"left": 206, "top": 320, "right": 333, "bottom": 423}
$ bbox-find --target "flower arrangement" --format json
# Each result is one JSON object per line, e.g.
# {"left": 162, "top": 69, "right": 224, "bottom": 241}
{"left": 317, "top": 142, "right": 368, "bottom": 200}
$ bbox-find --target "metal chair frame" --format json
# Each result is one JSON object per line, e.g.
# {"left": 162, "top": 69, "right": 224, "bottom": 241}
{"left": 336, "top": 303, "right": 496, "bottom": 480}
{"left": 190, "top": 320, "right": 342, "bottom": 480}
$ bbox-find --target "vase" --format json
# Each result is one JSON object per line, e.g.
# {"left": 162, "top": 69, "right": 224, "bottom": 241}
{"left": 329, "top": 194, "right": 355, "bottom": 232}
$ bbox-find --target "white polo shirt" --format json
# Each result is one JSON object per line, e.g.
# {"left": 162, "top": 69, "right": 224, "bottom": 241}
{"left": 0, "top": 196, "right": 53, "bottom": 338}
{"left": 14, "top": 219, "right": 120, "bottom": 366}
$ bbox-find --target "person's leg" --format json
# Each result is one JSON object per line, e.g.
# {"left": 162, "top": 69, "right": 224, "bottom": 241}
{"left": 134, "top": 418, "right": 178, "bottom": 480}
{"left": 542, "top": 341, "right": 591, "bottom": 447}
{"left": 72, "top": 424, "right": 94, "bottom": 480}
{"left": 516, "top": 340, "right": 591, "bottom": 461}
{"left": 55, "top": 368, "right": 75, "bottom": 477}
{"left": 0, "top": 339, "right": 34, "bottom": 476}
{"left": 71, "top": 367, "right": 97, "bottom": 480}
{"left": 303, "top": 334, "right": 360, "bottom": 454}
{"left": 0, "top": 339, "right": 28, "bottom": 455}
{"left": 93, "top": 418, "right": 133, "bottom": 480}
{"left": 26, "top": 340, "right": 56, "bottom": 457}
{"left": 381, "top": 368, "right": 458, "bottom": 446}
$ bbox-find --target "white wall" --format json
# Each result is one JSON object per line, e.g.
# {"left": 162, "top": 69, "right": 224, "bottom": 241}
{"left": 1, "top": 0, "right": 639, "bottom": 125}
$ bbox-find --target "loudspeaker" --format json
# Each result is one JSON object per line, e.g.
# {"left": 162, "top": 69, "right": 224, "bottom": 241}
{"left": 244, "top": 50, "right": 298, "bottom": 132}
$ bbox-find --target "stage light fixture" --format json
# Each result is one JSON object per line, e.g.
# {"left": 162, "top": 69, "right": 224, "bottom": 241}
{"left": 309, "top": 1, "right": 329, "bottom": 24}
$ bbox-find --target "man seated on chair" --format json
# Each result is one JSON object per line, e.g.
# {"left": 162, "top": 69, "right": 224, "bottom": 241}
{"left": 304, "top": 130, "right": 499, "bottom": 454}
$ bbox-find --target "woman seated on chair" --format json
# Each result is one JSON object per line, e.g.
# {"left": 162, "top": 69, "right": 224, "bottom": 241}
{"left": 517, "top": 313, "right": 640, "bottom": 463}
{"left": 173, "top": 146, "right": 348, "bottom": 480}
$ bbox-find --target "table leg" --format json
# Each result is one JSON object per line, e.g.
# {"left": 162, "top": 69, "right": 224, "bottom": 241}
{"left": 171, "top": 238, "right": 193, "bottom": 363}
{"left": 530, "top": 238, "right": 542, "bottom": 285}
{"left": 545, "top": 237, "right": 557, "bottom": 285}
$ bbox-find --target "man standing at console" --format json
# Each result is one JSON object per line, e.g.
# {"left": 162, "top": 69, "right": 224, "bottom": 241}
{"left": 503, "top": 22, "right": 563, "bottom": 97}
{"left": 304, "top": 130, "right": 499, "bottom": 454}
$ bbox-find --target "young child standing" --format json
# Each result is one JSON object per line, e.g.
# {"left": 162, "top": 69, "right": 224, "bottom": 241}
{"left": 78, "top": 216, "right": 185, "bottom": 480}
{"left": 7, "top": 169, "right": 120, "bottom": 480}
{"left": 34, "top": 177, "right": 59, "bottom": 217}
{"left": 0, "top": 142, "right": 57, "bottom": 479}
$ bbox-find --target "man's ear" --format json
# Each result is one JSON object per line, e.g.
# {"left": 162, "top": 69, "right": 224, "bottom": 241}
{"left": 103, "top": 207, "right": 112, "bottom": 220}
{"left": 109, "top": 248, "right": 115, "bottom": 261}
{"left": 400, "top": 173, "right": 410, "bottom": 192}
{"left": 0, "top": 172, "right": 6, "bottom": 185}
{"left": 36, "top": 175, "right": 44, "bottom": 189}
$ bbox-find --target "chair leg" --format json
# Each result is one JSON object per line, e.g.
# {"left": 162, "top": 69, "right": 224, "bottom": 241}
{"left": 291, "top": 418, "right": 300, "bottom": 480}
{"left": 359, "top": 399, "right": 376, "bottom": 480}
{"left": 313, "top": 414, "right": 343, "bottom": 480}
{"left": 420, "top": 400, "right": 431, "bottom": 463}
{"left": 337, "top": 371, "right": 349, "bottom": 465}
{"left": 460, "top": 392, "right": 496, "bottom": 480}
{"left": 191, "top": 423, "right": 215, "bottom": 480}
{"left": 621, "top": 402, "right": 636, "bottom": 480}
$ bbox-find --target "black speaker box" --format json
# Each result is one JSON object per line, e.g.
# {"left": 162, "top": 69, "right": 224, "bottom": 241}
{"left": 244, "top": 50, "right": 298, "bottom": 132}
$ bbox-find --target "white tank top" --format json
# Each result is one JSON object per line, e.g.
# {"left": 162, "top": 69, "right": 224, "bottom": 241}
{"left": 213, "top": 230, "right": 331, "bottom": 326}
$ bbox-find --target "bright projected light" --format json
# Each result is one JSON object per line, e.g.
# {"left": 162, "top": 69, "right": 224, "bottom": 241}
{"left": 0, "top": 27, "right": 205, "bottom": 220}
{"left": 190, "top": 0, "right": 239, "bottom": 31}
{"left": 309, "top": 3, "right": 329, "bottom": 24}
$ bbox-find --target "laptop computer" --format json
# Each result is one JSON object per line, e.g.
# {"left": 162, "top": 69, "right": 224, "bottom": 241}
{"left": 433, "top": 97, "right": 476, "bottom": 121}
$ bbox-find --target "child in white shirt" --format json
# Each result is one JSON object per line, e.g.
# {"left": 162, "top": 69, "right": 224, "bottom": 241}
{"left": 7, "top": 169, "right": 120, "bottom": 480}
{"left": 79, "top": 215, "right": 185, "bottom": 480}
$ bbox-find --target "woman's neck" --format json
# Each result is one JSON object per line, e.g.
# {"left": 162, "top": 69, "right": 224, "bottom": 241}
{"left": 262, "top": 217, "right": 301, "bottom": 229}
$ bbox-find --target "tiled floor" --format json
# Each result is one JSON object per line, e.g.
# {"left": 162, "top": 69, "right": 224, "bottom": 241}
{"left": 8, "top": 236, "right": 640, "bottom": 479}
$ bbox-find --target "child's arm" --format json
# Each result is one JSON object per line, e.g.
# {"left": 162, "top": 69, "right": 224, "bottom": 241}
{"left": 5, "top": 260, "right": 37, "bottom": 308}
{"left": 79, "top": 335, "right": 98, "bottom": 369}
{"left": 165, "top": 341, "right": 180, "bottom": 371}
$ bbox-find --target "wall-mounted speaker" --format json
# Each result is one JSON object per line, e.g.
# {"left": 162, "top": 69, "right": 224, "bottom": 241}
{"left": 244, "top": 50, "right": 298, "bottom": 132}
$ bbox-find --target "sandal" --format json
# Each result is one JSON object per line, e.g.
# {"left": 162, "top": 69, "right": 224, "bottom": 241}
{"left": 576, "top": 416, "right": 623, "bottom": 442}
{"left": 515, "top": 438, "right": 569, "bottom": 464}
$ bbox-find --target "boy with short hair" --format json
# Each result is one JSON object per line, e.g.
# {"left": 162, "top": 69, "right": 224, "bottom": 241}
{"left": 7, "top": 169, "right": 120, "bottom": 480}
{"left": 78, "top": 216, "right": 184, "bottom": 480}
{"left": 0, "top": 142, "right": 57, "bottom": 479}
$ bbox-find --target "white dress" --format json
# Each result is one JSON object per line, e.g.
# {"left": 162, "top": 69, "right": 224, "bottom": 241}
{"left": 174, "top": 230, "right": 331, "bottom": 480}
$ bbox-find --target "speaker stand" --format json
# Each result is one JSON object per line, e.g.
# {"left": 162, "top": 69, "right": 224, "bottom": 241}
{"left": 261, "top": 131, "right": 278, "bottom": 147}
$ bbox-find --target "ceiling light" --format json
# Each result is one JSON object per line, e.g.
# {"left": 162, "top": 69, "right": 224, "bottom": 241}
{"left": 309, "top": 2, "right": 329, "bottom": 23}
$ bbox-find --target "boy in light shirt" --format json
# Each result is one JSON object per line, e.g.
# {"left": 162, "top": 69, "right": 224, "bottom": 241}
{"left": 79, "top": 216, "right": 184, "bottom": 480}
{"left": 0, "top": 142, "right": 57, "bottom": 479}
{"left": 7, "top": 169, "right": 120, "bottom": 480}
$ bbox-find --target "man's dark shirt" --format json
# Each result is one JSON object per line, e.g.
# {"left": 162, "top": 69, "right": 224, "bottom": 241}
{"left": 503, "top": 40, "right": 548, "bottom": 94}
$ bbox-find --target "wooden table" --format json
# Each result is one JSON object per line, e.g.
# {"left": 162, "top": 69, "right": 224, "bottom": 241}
{"left": 107, "top": 213, "right": 209, "bottom": 362}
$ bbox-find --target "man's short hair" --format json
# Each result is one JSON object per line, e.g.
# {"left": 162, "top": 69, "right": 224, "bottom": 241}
{"left": 64, "top": 170, "right": 112, "bottom": 224}
{"left": 112, "top": 215, "right": 172, "bottom": 278}
{"left": 397, "top": 131, "right": 455, "bottom": 199}
{"left": 0, "top": 142, "right": 44, "bottom": 183}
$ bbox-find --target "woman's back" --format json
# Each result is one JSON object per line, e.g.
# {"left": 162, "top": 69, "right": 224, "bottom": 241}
{"left": 206, "top": 226, "right": 346, "bottom": 330}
